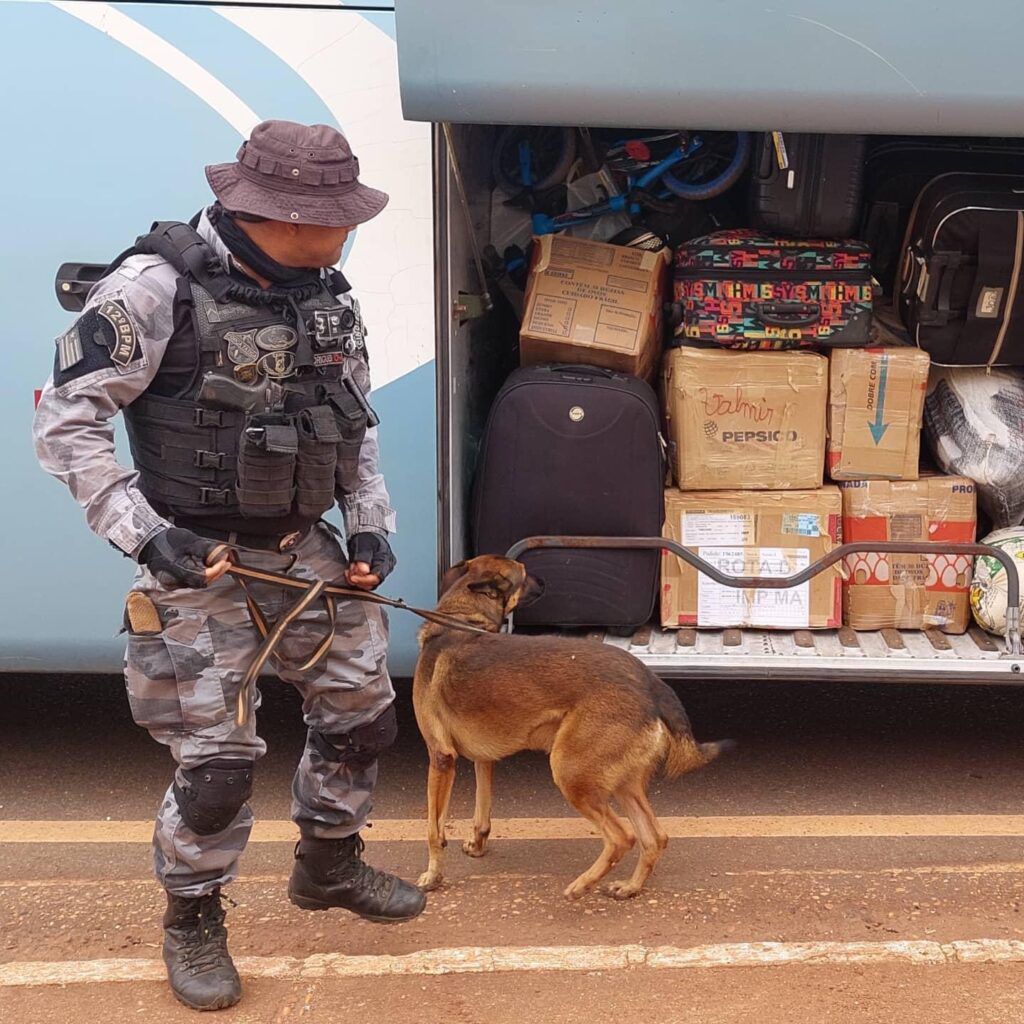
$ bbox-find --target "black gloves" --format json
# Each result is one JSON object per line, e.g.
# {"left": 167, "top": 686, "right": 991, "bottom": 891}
{"left": 347, "top": 532, "right": 397, "bottom": 586}
{"left": 139, "top": 527, "right": 221, "bottom": 589}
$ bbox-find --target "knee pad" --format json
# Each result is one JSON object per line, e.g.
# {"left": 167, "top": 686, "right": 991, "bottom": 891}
{"left": 311, "top": 704, "right": 398, "bottom": 769}
{"left": 173, "top": 759, "right": 254, "bottom": 835}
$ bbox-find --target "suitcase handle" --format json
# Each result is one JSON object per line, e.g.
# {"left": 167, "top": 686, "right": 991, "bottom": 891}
{"left": 752, "top": 301, "right": 821, "bottom": 328}
{"left": 547, "top": 364, "right": 618, "bottom": 380}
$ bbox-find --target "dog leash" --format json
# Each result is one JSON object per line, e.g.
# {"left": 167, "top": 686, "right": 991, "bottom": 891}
{"left": 213, "top": 551, "right": 489, "bottom": 727}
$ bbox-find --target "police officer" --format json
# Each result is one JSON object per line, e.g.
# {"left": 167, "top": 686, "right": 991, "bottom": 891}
{"left": 33, "top": 121, "right": 426, "bottom": 1011}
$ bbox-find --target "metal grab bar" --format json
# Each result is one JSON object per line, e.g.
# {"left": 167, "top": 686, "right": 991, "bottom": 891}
{"left": 503, "top": 536, "right": 1023, "bottom": 657}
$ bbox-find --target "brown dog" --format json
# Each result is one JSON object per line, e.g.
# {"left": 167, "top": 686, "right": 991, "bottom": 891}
{"left": 413, "top": 555, "right": 733, "bottom": 900}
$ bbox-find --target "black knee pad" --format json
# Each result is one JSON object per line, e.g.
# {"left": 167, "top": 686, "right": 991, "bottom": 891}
{"left": 173, "top": 759, "right": 254, "bottom": 835}
{"left": 311, "top": 704, "right": 398, "bottom": 769}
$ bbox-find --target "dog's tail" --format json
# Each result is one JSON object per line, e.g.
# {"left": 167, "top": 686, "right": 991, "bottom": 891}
{"left": 651, "top": 672, "right": 736, "bottom": 779}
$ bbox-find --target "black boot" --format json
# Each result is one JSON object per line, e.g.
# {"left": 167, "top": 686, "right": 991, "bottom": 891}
{"left": 162, "top": 889, "right": 242, "bottom": 1011}
{"left": 288, "top": 834, "right": 426, "bottom": 922}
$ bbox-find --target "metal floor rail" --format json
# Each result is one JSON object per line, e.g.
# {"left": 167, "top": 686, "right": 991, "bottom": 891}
{"left": 593, "top": 624, "right": 1023, "bottom": 684}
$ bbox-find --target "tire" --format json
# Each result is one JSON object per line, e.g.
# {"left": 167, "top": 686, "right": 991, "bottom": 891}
{"left": 492, "top": 126, "right": 577, "bottom": 194}
{"left": 662, "top": 131, "right": 751, "bottom": 201}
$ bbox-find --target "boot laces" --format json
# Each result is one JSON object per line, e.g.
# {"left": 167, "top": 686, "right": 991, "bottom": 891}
{"left": 178, "top": 892, "right": 234, "bottom": 975}
{"left": 329, "top": 835, "right": 393, "bottom": 900}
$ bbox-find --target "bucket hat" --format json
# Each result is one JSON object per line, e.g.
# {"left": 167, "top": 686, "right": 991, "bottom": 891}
{"left": 205, "top": 120, "right": 389, "bottom": 227}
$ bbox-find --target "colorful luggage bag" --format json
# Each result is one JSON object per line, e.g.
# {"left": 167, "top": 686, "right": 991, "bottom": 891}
{"left": 672, "top": 230, "right": 874, "bottom": 350}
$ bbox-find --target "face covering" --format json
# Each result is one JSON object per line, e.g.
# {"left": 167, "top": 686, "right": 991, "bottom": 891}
{"left": 209, "top": 202, "right": 323, "bottom": 289}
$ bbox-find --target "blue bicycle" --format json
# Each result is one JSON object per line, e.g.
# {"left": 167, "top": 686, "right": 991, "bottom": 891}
{"left": 492, "top": 126, "right": 751, "bottom": 236}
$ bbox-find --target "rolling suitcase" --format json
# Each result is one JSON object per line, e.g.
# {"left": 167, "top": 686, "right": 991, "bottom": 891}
{"left": 750, "top": 132, "right": 866, "bottom": 240}
{"left": 472, "top": 364, "right": 664, "bottom": 628}
{"left": 897, "top": 172, "right": 1024, "bottom": 366}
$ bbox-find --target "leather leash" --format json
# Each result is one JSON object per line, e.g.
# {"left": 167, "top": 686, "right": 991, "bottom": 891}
{"left": 215, "top": 553, "right": 489, "bottom": 728}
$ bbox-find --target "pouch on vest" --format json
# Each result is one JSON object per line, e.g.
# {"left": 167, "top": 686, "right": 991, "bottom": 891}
{"left": 236, "top": 413, "right": 298, "bottom": 517}
{"left": 329, "top": 379, "right": 371, "bottom": 478}
{"left": 295, "top": 406, "right": 340, "bottom": 518}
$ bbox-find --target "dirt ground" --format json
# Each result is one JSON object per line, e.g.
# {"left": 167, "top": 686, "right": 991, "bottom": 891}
{"left": 3, "top": 676, "right": 1024, "bottom": 1022}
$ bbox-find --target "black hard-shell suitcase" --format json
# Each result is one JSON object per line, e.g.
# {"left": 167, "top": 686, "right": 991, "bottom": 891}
{"left": 750, "top": 132, "right": 866, "bottom": 239}
{"left": 472, "top": 364, "right": 664, "bottom": 628}
{"left": 863, "top": 137, "right": 1024, "bottom": 294}
{"left": 898, "top": 172, "right": 1024, "bottom": 366}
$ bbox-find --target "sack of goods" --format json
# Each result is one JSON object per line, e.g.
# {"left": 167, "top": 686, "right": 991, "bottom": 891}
{"left": 840, "top": 476, "right": 977, "bottom": 633}
{"left": 923, "top": 366, "right": 1024, "bottom": 530}
{"left": 672, "top": 229, "right": 873, "bottom": 350}
{"left": 971, "top": 528, "right": 1024, "bottom": 635}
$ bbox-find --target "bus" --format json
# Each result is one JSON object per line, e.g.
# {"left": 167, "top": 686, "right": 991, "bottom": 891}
{"left": 7, "top": 0, "right": 1024, "bottom": 682}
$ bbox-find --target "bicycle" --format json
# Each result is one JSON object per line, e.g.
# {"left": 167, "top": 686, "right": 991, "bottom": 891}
{"left": 492, "top": 126, "right": 751, "bottom": 236}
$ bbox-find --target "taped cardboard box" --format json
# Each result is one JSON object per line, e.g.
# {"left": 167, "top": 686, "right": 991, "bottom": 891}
{"left": 520, "top": 235, "right": 668, "bottom": 380}
{"left": 840, "top": 475, "right": 976, "bottom": 632}
{"left": 661, "top": 487, "right": 842, "bottom": 629}
{"left": 662, "top": 347, "right": 828, "bottom": 490}
{"left": 827, "top": 347, "right": 929, "bottom": 481}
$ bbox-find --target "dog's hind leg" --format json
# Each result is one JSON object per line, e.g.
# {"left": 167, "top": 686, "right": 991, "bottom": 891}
{"left": 463, "top": 761, "right": 494, "bottom": 858}
{"left": 417, "top": 749, "right": 457, "bottom": 891}
{"left": 605, "top": 783, "right": 669, "bottom": 900}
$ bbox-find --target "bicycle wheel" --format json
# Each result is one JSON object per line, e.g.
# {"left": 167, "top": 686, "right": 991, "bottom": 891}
{"left": 492, "top": 126, "right": 577, "bottom": 194}
{"left": 662, "top": 131, "right": 751, "bottom": 201}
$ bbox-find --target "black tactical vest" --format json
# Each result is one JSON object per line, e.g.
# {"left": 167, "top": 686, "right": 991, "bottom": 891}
{"left": 120, "top": 222, "right": 375, "bottom": 530}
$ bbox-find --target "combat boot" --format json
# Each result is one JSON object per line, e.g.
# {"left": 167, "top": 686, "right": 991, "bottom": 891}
{"left": 288, "top": 834, "right": 426, "bottom": 922}
{"left": 162, "top": 889, "right": 242, "bottom": 1011}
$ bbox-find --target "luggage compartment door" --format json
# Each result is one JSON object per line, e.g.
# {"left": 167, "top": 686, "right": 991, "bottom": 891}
{"left": 395, "top": 0, "right": 1024, "bottom": 136}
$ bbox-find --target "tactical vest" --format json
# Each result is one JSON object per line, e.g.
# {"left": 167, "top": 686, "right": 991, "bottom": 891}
{"left": 120, "top": 222, "right": 375, "bottom": 525}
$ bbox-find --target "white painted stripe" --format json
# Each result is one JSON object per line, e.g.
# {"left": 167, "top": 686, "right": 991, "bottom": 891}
{"left": 5, "top": 939, "right": 1024, "bottom": 987}
{"left": 7, "top": 814, "right": 1024, "bottom": 845}
{"left": 50, "top": 2, "right": 260, "bottom": 136}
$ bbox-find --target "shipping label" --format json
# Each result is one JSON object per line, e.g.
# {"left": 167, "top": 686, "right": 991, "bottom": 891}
{"left": 682, "top": 512, "right": 755, "bottom": 546}
{"left": 696, "top": 546, "right": 811, "bottom": 628}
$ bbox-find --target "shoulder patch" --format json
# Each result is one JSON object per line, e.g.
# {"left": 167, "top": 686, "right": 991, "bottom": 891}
{"left": 56, "top": 325, "right": 84, "bottom": 372}
{"left": 97, "top": 298, "right": 140, "bottom": 368}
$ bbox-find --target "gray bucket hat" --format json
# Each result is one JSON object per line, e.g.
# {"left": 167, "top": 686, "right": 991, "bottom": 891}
{"left": 205, "top": 120, "right": 389, "bottom": 227}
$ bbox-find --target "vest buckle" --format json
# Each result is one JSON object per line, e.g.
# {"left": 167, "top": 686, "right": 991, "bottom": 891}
{"left": 198, "top": 487, "right": 233, "bottom": 506}
{"left": 193, "top": 409, "right": 225, "bottom": 428}
{"left": 193, "top": 450, "right": 226, "bottom": 469}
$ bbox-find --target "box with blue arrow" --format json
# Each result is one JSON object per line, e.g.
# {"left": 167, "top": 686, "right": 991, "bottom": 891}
{"left": 827, "top": 347, "right": 930, "bottom": 481}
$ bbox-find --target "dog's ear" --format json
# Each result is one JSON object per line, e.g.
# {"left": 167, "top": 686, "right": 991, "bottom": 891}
{"left": 439, "top": 560, "right": 470, "bottom": 596}
{"left": 467, "top": 575, "right": 514, "bottom": 601}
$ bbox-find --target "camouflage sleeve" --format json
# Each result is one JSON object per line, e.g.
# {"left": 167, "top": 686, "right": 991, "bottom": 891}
{"left": 336, "top": 300, "right": 397, "bottom": 538}
{"left": 32, "top": 256, "right": 179, "bottom": 558}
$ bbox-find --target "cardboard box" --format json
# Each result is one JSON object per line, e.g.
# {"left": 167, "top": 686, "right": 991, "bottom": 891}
{"left": 661, "top": 487, "right": 843, "bottom": 629}
{"left": 519, "top": 234, "right": 668, "bottom": 380}
{"left": 827, "top": 347, "right": 929, "bottom": 481}
{"left": 840, "top": 476, "right": 977, "bottom": 632}
{"left": 662, "top": 347, "right": 828, "bottom": 490}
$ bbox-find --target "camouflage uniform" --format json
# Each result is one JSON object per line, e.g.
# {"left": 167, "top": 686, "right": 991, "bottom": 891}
{"left": 33, "top": 211, "right": 396, "bottom": 897}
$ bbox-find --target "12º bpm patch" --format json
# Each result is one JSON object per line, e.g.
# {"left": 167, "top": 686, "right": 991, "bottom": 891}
{"left": 97, "top": 298, "right": 140, "bottom": 367}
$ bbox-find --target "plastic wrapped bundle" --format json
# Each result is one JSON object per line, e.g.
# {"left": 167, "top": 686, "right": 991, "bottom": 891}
{"left": 923, "top": 367, "right": 1024, "bottom": 530}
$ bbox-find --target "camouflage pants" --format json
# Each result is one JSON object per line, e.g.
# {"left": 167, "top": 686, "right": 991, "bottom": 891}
{"left": 123, "top": 522, "right": 394, "bottom": 897}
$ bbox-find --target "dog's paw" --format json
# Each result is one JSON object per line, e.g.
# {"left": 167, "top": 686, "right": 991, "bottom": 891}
{"left": 563, "top": 882, "right": 590, "bottom": 901}
{"left": 462, "top": 838, "right": 488, "bottom": 858}
{"left": 604, "top": 881, "right": 641, "bottom": 901}
{"left": 417, "top": 871, "right": 443, "bottom": 892}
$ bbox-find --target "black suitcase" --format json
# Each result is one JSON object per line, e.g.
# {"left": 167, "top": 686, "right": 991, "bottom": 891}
{"left": 863, "top": 137, "right": 1024, "bottom": 294}
{"left": 750, "top": 132, "right": 866, "bottom": 239}
{"left": 898, "top": 172, "right": 1024, "bottom": 366}
{"left": 472, "top": 364, "right": 664, "bottom": 628}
